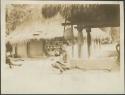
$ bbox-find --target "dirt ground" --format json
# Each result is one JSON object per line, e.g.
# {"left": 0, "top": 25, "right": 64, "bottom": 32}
{"left": 1, "top": 44, "right": 124, "bottom": 94}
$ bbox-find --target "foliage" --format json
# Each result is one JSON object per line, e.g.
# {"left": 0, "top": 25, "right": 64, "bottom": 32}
{"left": 6, "top": 4, "right": 31, "bottom": 34}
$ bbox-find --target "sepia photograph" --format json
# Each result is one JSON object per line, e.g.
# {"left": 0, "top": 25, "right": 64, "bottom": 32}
{"left": 1, "top": 0, "right": 124, "bottom": 94}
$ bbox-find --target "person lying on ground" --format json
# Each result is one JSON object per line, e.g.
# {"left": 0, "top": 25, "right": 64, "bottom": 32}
{"left": 51, "top": 61, "right": 70, "bottom": 73}
{"left": 6, "top": 57, "right": 22, "bottom": 68}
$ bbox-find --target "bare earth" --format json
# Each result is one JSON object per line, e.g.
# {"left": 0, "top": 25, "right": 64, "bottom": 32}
{"left": 1, "top": 44, "right": 123, "bottom": 94}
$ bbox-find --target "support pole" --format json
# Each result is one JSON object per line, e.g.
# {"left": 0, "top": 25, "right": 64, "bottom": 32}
{"left": 71, "top": 24, "right": 74, "bottom": 57}
{"left": 63, "top": 19, "right": 66, "bottom": 38}
{"left": 86, "top": 27, "right": 91, "bottom": 57}
{"left": 15, "top": 44, "right": 18, "bottom": 58}
{"left": 27, "top": 42, "right": 30, "bottom": 57}
{"left": 76, "top": 25, "right": 84, "bottom": 58}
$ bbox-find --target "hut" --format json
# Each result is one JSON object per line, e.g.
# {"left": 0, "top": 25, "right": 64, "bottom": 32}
{"left": 7, "top": 17, "right": 64, "bottom": 58}
{"left": 41, "top": 4, "right": 120, "bottom": 58}
{"left": 7, "top": 31, "right": 46, "bottom": 58}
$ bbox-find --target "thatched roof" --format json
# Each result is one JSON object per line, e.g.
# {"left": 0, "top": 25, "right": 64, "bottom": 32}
{"left": 7, "top": 14, "right": 64, "bottom": 44}
{"left": 42, "top": 4, "right": 120, "bottom": 27}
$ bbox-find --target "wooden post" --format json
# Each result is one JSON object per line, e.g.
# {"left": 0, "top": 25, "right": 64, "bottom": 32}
{"left": 27, "top": 42, "right": 30, "bottom": 57}
{"left": 76, "top": 25, "right": 84, "bottom": 58}
{"left": 71, "top": 24, "right": 74, "bottom": 57}
{"left": 86, "top": 27, "right": 91, "bottom": 57}
{"left": 15, "top": 44, "right": 18, "bottom": 58}
{"left": 43, "top": 40, "right": 48, "bottom": 56}
{"left": 63, "top": 19, "right": 66, "bottom": 37}
{"left": 71, "top": 7, "right": 74, "bottom": 58}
